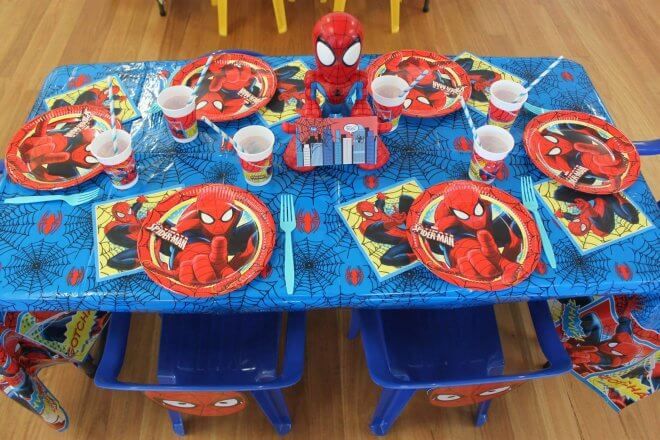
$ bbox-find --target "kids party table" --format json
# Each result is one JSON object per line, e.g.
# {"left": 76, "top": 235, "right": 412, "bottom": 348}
{"left": 0, "top": 54, "right": 658, "bottom": 318}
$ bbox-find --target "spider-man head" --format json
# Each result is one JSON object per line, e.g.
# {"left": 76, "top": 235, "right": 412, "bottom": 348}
{"left": 312, "top": 12, "right": 363, "bottom": 84}
{"left": 112, "top": 202, "right": 138, "bottom": 224}
{"left": 194, "top": 189, "right": 242, "bottom": 236}
{"left": 356, "top": 200, "right": 387, "bottom": 222}
{"left": 145, "top": 391, "right": 247, "bottom": 416}
{"left": 428, "top": 382, "right": 519, "bottom": 407}
{"left": 436, "top": 189, "right": 490, "bottom": 231}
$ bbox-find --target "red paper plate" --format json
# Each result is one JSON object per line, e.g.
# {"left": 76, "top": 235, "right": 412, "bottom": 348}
{"left": 5, "top": 105, "right": 114, "bottom": 190}
{"left": 523, "top": 111, "right": 640, "bottom": 194}
{"left": 366, "top": 50, "right": 471, "bottom": 118}
{"left": 406, "top": 180, "right": 541, "bottom": 291}
{"left": 171, "top": 53, "right": 277, "bottom": 122}
{"left": 137, "top": 184, "right": 276, "bottom": 297}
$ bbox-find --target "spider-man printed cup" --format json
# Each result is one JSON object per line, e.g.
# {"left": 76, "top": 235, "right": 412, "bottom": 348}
{"left": 89, "top": 129, "right": 139, "bottom": 189}
{"left": 233, "top": 125, "right": 275, "bottom": 186}
{"left": 157, "top": 85, "right": 199, "bottom": 143}
{"left": 370, "top": 75, "right": 409, "bottom": 132}
{"left": 487, "top": 80, "right": 528, "bottom": 130}
{"left": 468, "top": 125, "right": 515, "bottom": 184}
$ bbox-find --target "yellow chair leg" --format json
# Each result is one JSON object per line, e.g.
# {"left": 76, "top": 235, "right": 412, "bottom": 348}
{"left": 210, "top": 0, "right": 217, "bottom": 6}
{"left": 333, "top": 0, "right": 346, "bottom": 12}
{"left": 272, "top": 0, "right": 287, "bottom": 33}
{"left": 217, "top": 0, "right": 228, "bottom": 36}
{"left": 390, "top": 0, "right": 400, "bottom": 33}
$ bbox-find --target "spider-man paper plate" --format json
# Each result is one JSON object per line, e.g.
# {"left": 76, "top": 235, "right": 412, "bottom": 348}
{"left": 137, "top": 184, "right": 276, "bottom": 297}
{"left": 407, "top": 180, "right": 541, "bottom": 291}
{"left": 524, "top": 111, "right": 640, "bottom": 194}
{"left": 5, "top": 105, "right": 114, "bottom": 190}
{"left": 171, "top": 53, "right": 277, "bottom": 122}
{"left": 366, "top": 50, "right": 471, "bottom": 118}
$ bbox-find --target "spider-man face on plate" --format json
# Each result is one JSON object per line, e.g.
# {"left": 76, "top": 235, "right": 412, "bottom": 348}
{"left": 428, "top": 382, "right": 520, "bottom": 407}
{"left": 312, "top": 12, "right": 363, "bottom": 103}
{"left": 145, "top": 391, "right": 247, "bottom": 416}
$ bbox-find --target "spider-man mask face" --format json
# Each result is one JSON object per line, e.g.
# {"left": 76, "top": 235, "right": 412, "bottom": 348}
{"left": 428, "top": 382, "right": 520, "bottom": 407}
{"left": 356, "top": 200, "right": 387, "bottom": 222}
{"left": 195, "top": 195, "right": 241, "bottom": 237}
{"left": 437, "top": 189, "right": 490, "bottom": 231}
{"left": 312, "top": 12, "right": 363, "bottom": 84}
{"left": 112, "top": 202, "right": 138, "bottom": 224}
{"left": 145, "top": 391, "right": 247, "bottom": 416}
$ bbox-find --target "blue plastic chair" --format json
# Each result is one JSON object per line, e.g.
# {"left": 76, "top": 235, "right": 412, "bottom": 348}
{"left": 348, "top": 302, "right": 571, "bottom": 435}
{"left": 635, "top": 139, "right": 660, "bottom": 156}
{"left": 95, "top": 312, "right": 306, "bottom": 436}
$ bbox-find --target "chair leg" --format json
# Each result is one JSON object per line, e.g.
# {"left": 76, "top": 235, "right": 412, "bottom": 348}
{"left": 475, "top": 400, "right": 491, "bottom": 427}
{"left": 157, "top": 0, "right": 166, "bottom": 16}
{"left": 423, "top": 0, "right": 430, "bottom": 12}
{"left": 390, "top": 0, "right": 400, "bottom": 33}
{"left": 333, "top": 0, "right": 346, "bottom": 12}
{"left": 217, "top": 0, "right": 228, "bottom": 36}
{"left": 370, "top": 388, "right": 415, "bottom": 436}
{"left": 251, "top": 389, "right": 292, "bottom": 435}
{"left": 272, "top": 0, "right": 288, "bottom": 33}
{"left": 167, "top": 410, "right": 185, "bottom": 436}
{"left": 347, "top": 310, "right": 360, "bottom": 340}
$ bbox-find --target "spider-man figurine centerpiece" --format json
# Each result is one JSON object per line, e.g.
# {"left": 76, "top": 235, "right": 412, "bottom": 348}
{"left": 283, "top": 12, "right": 391, "bottom": 172}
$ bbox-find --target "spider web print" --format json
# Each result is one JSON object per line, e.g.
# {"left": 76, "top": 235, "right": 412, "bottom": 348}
{"left": 632, "top": 237, "right": 660, "bottom": 285}
{"left": 370, "top": 266, "right": 448, "bottom": 296}
{"left": 553, "top": 240, "right": 610, "bottom": 288}
{"left": 550, "top": 90, "right": 606, "bottom": 118}
{"left": 377, "top": 117, "right": 452, "bottom": 186}
{"left": 203, "top": 160, "right": 240, "bottom": 185}
{"left": 501, "top": 58, "right": 559, "bottom": 97}
{"left": 293, "top": 239, "right": 342, "bottom": 298}
{"left": 434, "top": 141, "right": 470, "bottom": 181}
{"left": 60, "top": 206, "right": 95, "bottom": 253}
{"left": 92, "top": 273, "right": 163, "bottom": 311}
{"left": 507, "top": 149, "right": 546, "bottom": 180}
{"left": 0, "top": 204, "right": 39, "bottom": 254}
{"left": 3, "top": 242, "right": 72, "bottom": 295}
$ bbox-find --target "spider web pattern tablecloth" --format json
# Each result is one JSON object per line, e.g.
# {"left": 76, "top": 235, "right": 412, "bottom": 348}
{"left": 0, "top": 55, "right": 658, "bottom": 315}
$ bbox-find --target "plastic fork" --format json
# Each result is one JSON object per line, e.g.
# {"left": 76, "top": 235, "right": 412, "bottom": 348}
{"left": 521, "top": 176, "right": 556, "bottom": 269}
{"left": 3, "top": 188, "right": 101, "bottom": 207}
{"left": 279, "top": 194, "right": 296, "bottom": 295}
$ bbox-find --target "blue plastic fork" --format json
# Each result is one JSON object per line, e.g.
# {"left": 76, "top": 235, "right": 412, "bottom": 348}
{"left": 3, "top": 188, "right": 101, "bottom": 207}
{"left": 279, "top": 194, "right": 296, "bottom": 295}
{"left": 521, "top": 176, "right": 556, "bottom": 269}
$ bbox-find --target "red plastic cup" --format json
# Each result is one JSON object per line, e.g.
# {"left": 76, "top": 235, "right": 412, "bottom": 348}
{"left": 157, "top": 85, "right": 199, "bottom": 143}
{"left": 487, "top": 80, "right": 528, "bottom": 130}
{"left": 468, "top": 125, "right": 515, "bottom": 184}
{"left": 370, "top": 75, "right": 409, "bottom": 132}
{"left": 233, "top": 125, "right": 275, "bottom": 186}
{"left": 90, "top": 129, "right": 139, "bottom": 189}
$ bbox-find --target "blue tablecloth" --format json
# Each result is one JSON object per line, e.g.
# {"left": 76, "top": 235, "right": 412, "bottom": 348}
{"left": 0, "top": 54, "right": 658, "bottom": 315}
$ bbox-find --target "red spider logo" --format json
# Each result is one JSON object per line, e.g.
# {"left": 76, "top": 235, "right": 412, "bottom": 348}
{"left": 363, "top": 174, "right": 379, "bottom": 189}
{"left": 614, "top": 263, "right": 632, "bottom": 281}
{"left": 66, "top": 267, "right": 85, "bottom": 286}
{"left": 453, "top": 136, "right": 473, "bottom": 152}
{"left": 38, "top": 211, "right": 63, "bottom": 235}
{"left": 296, "top": 210, "right": 320, "bottom": 234}
{"left": 260, "top": 263, "right": 273, "bottom": 279}
{"left": 561, "top": 71, "right": 574, "bottom": 81}
{"left": 345, "top": 267, "right": 364, "bottom": 286}
{"left": 67, "top": 74, "right": 91, "bottom": 89}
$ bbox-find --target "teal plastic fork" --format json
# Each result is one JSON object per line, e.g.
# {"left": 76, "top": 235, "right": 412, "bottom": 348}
{"left": 521, "top": 176, "right": 556, "bottom": 269}
{"left": 2, "top": 188, "right": 100, "bottom": 207}
{"left": 279, "top": 194, "right": 296, "bottom": 295}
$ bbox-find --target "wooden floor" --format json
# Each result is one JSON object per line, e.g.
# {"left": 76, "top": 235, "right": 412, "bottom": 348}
{"left": 0, "top": 0, "right": 658, "bottom": 439}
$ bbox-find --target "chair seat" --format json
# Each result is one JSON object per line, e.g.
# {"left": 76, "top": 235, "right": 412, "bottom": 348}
{"left": 158, "top": 313, "right": 283, "bottom": 387}
{"left": 362, "top": 306, "right": 504, "bottom": 384}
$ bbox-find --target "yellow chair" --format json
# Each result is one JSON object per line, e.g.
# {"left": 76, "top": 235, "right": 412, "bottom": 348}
{"left": 333, "top": 0, "right": 431, "bottom": 33}
{"left": 210, "top": 0, "right": 293, "bottom": 36}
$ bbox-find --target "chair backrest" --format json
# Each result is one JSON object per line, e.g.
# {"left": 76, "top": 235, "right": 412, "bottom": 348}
{"left": 94, "top": 312, "right": 305, "bottom": 392}
{"left": 357, "top": 301, "right": 571, "bottom": 389}
{"left": 635, "top": 140, "right": 660, "bottom": 156}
